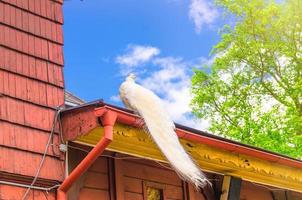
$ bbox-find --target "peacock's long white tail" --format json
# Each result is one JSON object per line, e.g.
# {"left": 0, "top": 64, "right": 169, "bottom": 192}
{"left": 119, "top": 74, "right": 209, "bottom": 188}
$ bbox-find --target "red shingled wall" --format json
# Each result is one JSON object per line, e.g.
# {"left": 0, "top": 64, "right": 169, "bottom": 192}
{"left": 0, "top": 0, "right": 65, "bottom": 199}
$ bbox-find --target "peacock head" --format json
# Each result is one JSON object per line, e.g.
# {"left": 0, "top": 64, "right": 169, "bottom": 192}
{"left": 126, "top": 73, "right": 136, "bottom": 82}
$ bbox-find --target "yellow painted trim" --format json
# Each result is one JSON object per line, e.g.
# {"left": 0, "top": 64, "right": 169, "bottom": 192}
{"left": 75, "top": 124, "right": 302, "bottom": 192}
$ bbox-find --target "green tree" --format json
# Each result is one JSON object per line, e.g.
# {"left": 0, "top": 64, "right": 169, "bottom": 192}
{"left": 191, "top": 0, "right": 302, "bottom": 158}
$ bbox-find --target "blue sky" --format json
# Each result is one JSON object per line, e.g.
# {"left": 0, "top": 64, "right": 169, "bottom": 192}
{"left": 63, "top": 0, "right": 224, "bottom": 130}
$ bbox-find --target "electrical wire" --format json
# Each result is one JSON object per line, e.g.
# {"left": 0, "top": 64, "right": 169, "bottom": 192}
{"left": 0, "top": 180, "right": 60, "bottom": 191}
{"left": 58, "top": 111, "right": 65, "bottom": 144}
{"left": 43, "top": 191, "right": 49, "bottom": 200}
{"left": 21, "top": 106, "right": 63, "bottom": 200}
{"left": 68, "top": 144, "right": 171, "bottom": 168}
{"left": 68, "top": 144, "right": 153, "bottom": 160}
{"left": 50, "top": 108, "right": 65, "bottom": 156}
{"left": 250, "top": 181, "right": 286, "bottom": 191}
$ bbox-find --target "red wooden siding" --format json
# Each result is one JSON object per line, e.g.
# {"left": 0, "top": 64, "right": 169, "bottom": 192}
{"left": 0, "top": 184, "right": 56, "bottom": 200}
{"left": 0, "top": 121, "right": 60, "bottom": 156}
{"left": 0, "top": 0, "right": 64, "bottom": 199}
{"left": 0, "top": 47, "right": 64, "bottom": 87}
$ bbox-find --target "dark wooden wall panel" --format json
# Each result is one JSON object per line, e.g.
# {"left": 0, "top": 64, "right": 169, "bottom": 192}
{"left": 78, "top": 188, "right": 110, "bottom": 200}
{"left": 123, "top": 160, "right": 182, "bottom": 186}
{"left": 89, "top": 156, "right": 108, "bottom": 173}
{"left": 124, "top": 176, "right": 142, "bottom": 194}
{"left": 119, "top": 158, "right": 185, "bottom": 200}
{"left": 125, "top": 192, "right": 143, "bottom": 200}
{"left": 166, "top": 185, "right": 183, "bottom": 200}
{"left": 240, "top": 181, "right": 272, "bottom": 200}
{"left": 72, "top": 153, "right": 111, "bottom": 200}
{"left": 84, "top": 172, "right": 109, "bottom": 190}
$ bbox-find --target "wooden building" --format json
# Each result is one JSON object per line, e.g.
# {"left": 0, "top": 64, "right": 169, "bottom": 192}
{"left": 1, "top": 0, "right": 302, "bottom": 200}
{"left": 58, "top": 102, "right": 302, "bottom": 200}
{"left": 0, "top": 0, "right": 64, "bottom": 199}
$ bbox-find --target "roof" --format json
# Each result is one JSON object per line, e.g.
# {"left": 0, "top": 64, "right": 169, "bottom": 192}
{"left": 60, "top": 100, "right": 302, "bottom": 192}
{"left": 64, "top": 90, "right": 86, "bottom": 107}
{"left": 62, "top": 100, "right": 301, "bottom": 163}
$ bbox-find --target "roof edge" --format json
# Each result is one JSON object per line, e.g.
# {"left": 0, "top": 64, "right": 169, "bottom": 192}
{"left": 61, "top": 100, "right": 302, "bottom": 168}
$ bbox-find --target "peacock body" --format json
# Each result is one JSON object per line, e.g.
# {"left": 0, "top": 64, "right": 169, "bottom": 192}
{"left": 119, "top": 74, "right": 209, "bottom": 188}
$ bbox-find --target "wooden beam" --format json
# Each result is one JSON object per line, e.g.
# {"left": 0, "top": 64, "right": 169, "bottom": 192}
{"left": 108, "top": 157, "right": 116, "bottom": 200}
{"left": 220, "top": 176, "right": 242, "bottom": 200}
{"left": 202, "top": 183, "right": 216, "bottom": 200}
{"left": 182, "top": 181, "right": 189, "bottom": 200}
{"left": 114, "top": 159, "right": 125, "bottom": 200}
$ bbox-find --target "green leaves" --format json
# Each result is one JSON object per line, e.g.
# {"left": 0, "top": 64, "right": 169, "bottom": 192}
{"left": 191, "top": 0, "right": 302, "bottom": 158}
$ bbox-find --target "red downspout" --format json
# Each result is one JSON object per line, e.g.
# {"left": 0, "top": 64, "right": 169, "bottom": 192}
{"left": 57, "top": 108, "right": 117, "bottom": 200}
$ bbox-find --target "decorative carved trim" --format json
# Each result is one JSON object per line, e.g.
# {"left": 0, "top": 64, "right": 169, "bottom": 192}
{"left": 75, "top": 124, "right": 302, "bottom": 192}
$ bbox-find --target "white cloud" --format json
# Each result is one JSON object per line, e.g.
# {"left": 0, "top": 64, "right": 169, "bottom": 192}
{"left": 110, "top": 95, "right": 121, "bottom": 102}
{"left": 140, "top": 57, "right": 190, "bottom": 118}
{"left": 115, "top": 44, "right": 212, "bottom": 131}
{"left": 139, "top": 57, "right": 210, "bottom": 130}
{"left": 189, "top": 0, "right": 218, "bottom": 33}
{"left": 116, "top": 45, "right": 160, "bottom": 75}
{"left": 177, "top": 115, "right": 210, "bottom": 130}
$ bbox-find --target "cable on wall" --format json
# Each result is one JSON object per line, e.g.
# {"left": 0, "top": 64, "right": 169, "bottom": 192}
{"left": 21, "top": 106, "right": 64, "bottom": 200}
